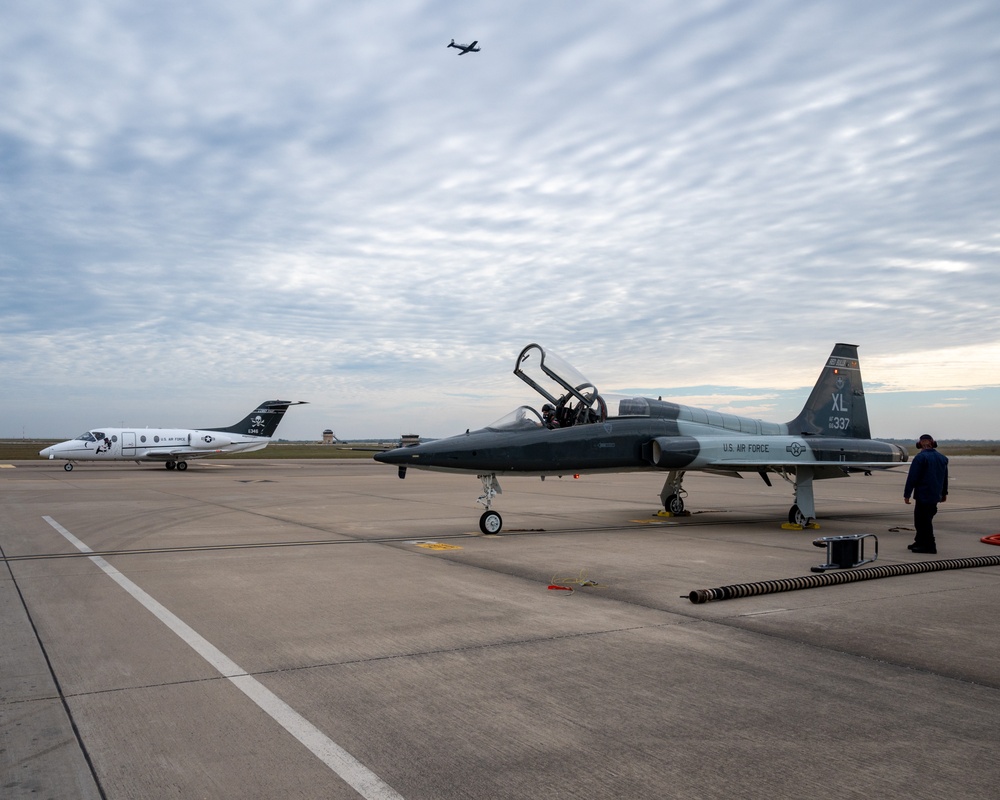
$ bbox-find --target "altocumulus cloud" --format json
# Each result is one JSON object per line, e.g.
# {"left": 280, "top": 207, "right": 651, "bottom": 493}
{"left": 1, "top": 0, "right": 998, "bottom": 439}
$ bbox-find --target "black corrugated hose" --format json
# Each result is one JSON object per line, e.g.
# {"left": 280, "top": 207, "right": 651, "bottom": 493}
{"left": 686, "top": 554, "right": 1000, "bottom": 604}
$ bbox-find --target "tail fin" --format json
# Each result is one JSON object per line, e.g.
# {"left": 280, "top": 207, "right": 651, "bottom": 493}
{"left": 207, "top": 400, "right": 307, "bottom": 438}
{"left": 785, "top": 344, "right": 871, "bottom": 439}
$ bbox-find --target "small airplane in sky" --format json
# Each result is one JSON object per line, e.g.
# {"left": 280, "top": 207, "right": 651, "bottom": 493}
{"left": 39, "top": 400, "right": 307, "bottom": 471}
{"left": 375, "top": 343, "right": 908, "bottom": 534}
{"left": 447, "top": 38, "right": 480, "bottom": 54}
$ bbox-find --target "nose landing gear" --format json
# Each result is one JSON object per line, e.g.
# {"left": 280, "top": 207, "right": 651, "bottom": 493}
{"left": 477, "top": 474, "right": 503, "bottom": 534}
{"left": 479, "top": 510, "right": 502, "bottom": 534}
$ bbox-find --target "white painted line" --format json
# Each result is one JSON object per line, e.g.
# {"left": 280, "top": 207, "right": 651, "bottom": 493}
{"left": 42, "top": 515, "right": 404, "bottom": 800}
{"left": 739, "top": 609, "right": 791, "bottom": 617}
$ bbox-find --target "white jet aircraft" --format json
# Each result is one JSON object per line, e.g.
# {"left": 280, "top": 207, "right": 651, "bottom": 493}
{"left": 39, "top": 399, "right": 306, "bottom": 471}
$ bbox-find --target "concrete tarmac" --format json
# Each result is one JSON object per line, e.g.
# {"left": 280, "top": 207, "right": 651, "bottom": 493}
{"left": 2, "top": 457, "right": 999, "bottom": 799}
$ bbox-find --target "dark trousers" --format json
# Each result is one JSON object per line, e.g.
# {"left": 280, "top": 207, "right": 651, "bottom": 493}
{"left": 913, "top": 501, "right": 938, "bottom": 547}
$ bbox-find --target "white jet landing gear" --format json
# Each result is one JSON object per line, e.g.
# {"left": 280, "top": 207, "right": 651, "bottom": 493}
{"left": 477, "top": 473, "right": 503, "bottom": 534}
{"left": 659, "top": 470, "right": 687, "bottom": 515}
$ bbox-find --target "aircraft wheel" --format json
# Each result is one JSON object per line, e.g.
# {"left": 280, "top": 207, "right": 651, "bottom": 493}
{"left": 788, "top": 505, "right": 809, "bottom": 526}
{"left": 664, "top": 494, "right": 685, "bottom": 515}
{"left": 177, "top": 461, "right": 188, "bottom": 471}
{"left": 479, "top": 510, "right": 503, "bottom": 535}
{"left": 165, "top": 461, "right": 176, "bottom": 470}
{"left": 64, "top": 463, "right": 73, "bottom": 472}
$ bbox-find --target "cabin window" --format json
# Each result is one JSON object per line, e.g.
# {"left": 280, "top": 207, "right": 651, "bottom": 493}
{"left": 154, "top": 436, "right": 160, "bottom": 442}
{"left": 140, "top": 435, "right": 147, "bottom": 443}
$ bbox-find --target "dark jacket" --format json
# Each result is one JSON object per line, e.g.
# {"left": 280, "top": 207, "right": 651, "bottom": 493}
{"left": 904, "top": 448, "right": 949, "bottom": 503}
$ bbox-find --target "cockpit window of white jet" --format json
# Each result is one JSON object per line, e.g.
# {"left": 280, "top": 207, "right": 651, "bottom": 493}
{"left": 40, "top": 400, "right": 306, "bottom": 471}
{"left": 374, "top": 344, "right": 908, "bottom": 534}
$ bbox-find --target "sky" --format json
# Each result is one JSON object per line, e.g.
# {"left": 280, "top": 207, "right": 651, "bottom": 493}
{"left": 2, "top": 0, "right": 998, "bottom": 442}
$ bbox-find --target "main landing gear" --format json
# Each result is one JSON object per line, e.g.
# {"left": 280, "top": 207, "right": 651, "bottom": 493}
{"left": 165, "top": 460, "right": 188, "bottom": 471}
{"left": 780, "top": 466, "right": 817, "bottom": 528}
{"left": 788, "top": 504, "right": 810, "bottom": 527}
{"left": 477, "top": 473, "right": 503, "bottom": 534}
{"left": 659, "top": 470, "right": 687, "bottom": 516}
{"left": 660, "top": 467, "right": 819, "bottom": 528}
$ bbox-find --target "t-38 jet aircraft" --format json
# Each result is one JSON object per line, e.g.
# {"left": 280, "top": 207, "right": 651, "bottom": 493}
{"left": 39, "top": 400, "right": 306, "bottom": 471}
{"left": 375, "top": 343, "right": 907, "bottom": 534}
{"left": 447, "top": 38, "right": 480, "bottom": 54}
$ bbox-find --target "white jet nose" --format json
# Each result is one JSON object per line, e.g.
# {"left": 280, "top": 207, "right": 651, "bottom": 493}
{"left": 39, "top": 442, "right": 69, "bottom": 458}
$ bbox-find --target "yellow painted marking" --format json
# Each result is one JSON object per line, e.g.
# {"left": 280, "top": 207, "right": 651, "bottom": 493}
{"left": 414, "top": 542, "right": 463, "bottom": 551}
{"left": 0, "top": 464, "right": 16, "bottom": 469}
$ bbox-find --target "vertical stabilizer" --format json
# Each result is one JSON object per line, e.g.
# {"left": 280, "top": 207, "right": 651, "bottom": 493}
{"left": 207, "top": 400, "right": 307, "bottom": 437}
{"left": 785, "top": 344, "right": 871, "bottom": 439}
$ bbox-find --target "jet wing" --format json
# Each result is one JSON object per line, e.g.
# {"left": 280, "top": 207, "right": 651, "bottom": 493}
{"left": 698, "top": 460, "right": 907, "bottom": 480}
{"left": 142, "top": 449, "right": 221, "bottom": 461}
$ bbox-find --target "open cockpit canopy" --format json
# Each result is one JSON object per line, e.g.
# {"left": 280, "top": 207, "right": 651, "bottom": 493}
{"left": 511, "top": 344, "right": 607, "bottom": 427}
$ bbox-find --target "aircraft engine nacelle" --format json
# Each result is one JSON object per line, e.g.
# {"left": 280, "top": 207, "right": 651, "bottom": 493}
{"left": 190, "top": 433, "right": 233, "bottom": 449}
{"left": 648, "top": 436, "right": 702, "bottom": 468}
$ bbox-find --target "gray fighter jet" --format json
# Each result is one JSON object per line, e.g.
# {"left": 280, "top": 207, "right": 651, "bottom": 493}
{"left": 375, "top": 343, "right": 907, "bottom": 534}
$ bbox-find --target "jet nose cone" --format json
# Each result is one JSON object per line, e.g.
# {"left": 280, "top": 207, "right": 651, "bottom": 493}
{"left": 374, "top": 448, "right": 406, "bottom": 465}
{"left": 39, "top": 446, "right": 53, "bottom": 458}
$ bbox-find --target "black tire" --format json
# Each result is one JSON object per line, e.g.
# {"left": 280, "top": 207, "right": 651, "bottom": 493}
{"left": 664, "top": 494, "right": 685, "bottom": 515}
{"left": 165, "top": 461, "right": 176, "bottom": 470}
{"left": 64, "top": 463, "right": 73, "bottom": 472}
{"left": 177, "top": 461, "right": 188, "bottom": 471}
{"left": 479, "top": 510, "right": 502, "bottom": 535}
{"left": 788, "top": 505, "right": 808, "bottom": 526}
